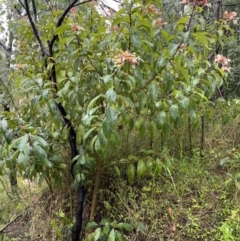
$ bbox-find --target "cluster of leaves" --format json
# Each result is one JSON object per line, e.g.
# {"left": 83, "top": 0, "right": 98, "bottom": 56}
{"left": 85, "top": 219, "right": 132, "bottom": 241}
{"left": 0, "top": 0, "right": 232, "bottom": 183}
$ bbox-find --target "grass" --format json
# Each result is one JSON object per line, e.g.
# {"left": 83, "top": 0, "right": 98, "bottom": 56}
{"left": 101, "top": 156, "right": 235, "bottom": 240}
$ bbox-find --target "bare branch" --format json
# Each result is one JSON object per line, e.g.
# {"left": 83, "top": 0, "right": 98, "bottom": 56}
{"left": 24, "top": 0, "right": 50, "bottom": 56}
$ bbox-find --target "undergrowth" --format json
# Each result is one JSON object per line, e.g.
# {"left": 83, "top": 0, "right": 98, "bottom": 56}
{"left": 1, "top": 116, "right": 240, "bottom": 240}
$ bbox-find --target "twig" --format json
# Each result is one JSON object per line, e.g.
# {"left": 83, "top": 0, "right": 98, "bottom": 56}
{"left": 134, "top": 72, "right": 158, "bottom": 92}
{"left": 0, "top": 178, "right": 13, "bottom": 200}
{"left": 48, "top": 0, "right": 80, "bottom": 50}
{"left": 18, "top": 0, "right": 26, "bottom": 10}
{"left": 0, "top": 41, "right": 11, "bottom": 52}
{"left": 0, "top": 214, "right": 22, "bottom": 234}
{"left": 24, "top": 0, "right": 50, "bottom": 56}
{"left": 74, "top": 0, "right": 94, "bottom": 7}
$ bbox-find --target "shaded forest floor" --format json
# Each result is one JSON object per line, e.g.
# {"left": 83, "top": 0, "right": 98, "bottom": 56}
{"left": 1, "top": 120, "right": 240, "bottom": 240}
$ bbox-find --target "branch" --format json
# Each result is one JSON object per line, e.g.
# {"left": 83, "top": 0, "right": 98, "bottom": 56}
{"left": 24, "top": 0, "right": 50, "bottom": 56}
{"left": 0, "top": 40, "right": 11, "bottom": 52}
{"left": 18, "top": 0, "right": 26, "bottom": 10}
{"left": 135, "top": 72, "right": 158, "bottom": 92}
{"left": 0, "top": 214, "right": 22, "bottom": 234}
{"left": 32, "top": 0, "right": 37, "bottom": 22}
{"left": 48, "top": 0, "right": 80, "bottom": 51}
{"left": 0, "top": 178, "right": 13, "bottom": 200}
{"left": 74, "top": 0, "right": 94, "bottom": 7}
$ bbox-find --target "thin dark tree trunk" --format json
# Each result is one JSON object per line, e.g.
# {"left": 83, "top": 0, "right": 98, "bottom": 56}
{"left": 23, "top": 1, "right": 86, "bottom": 240}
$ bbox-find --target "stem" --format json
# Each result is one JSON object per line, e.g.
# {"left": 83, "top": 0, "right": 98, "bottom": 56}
{"left": 89, "top": 153, "right": 103, "bottom": 221}
{"left": 200, "top": 115, "right": 204, "bottom": 157}
{"left": 0, "top": 178, "right": 13, "bottom": 200}
{"left": 128, "top": 9, "right": 132, "bottom": 51}
{"left": 45, "top": 176, "right": 53, "bottom": 194}
{"left": 24, "top": 0, "right": 49, "bottom": 56}
{"left": 188, "top": 116, "right": 193, "bottom": 156}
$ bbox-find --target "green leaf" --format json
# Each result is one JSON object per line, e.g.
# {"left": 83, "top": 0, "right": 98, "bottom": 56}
{"left": 127, "top": 164, "right": 135, "bottom": 185}
{"left": 149, "top": 82, "right": 158, "bottom": 105}
{"left": 156, "top": 111, "right": 166, "bottom": 130}
{"left": 138, "top": 91, "right": 147, "bottom": 109}
{"left": 17, "top": 152, "right": 28, "bottom": 167}
{"left": 181, "top": 30, "right": 190, "bottom": 43}
{"left": 154, "top": 158, "right": 163, "bottom": 178}
{"left": 98, "top": 129, "right": 107, "bottom": 148}
{"left": 34, "top": 144, "right": 48, "bottom": 162}
{"left": 130, "top": 30, "right": 141, "bottom": 48}
{"left": 102, "top": 75, "right": 112, "bottom": 84}
{"left": 114, "top": 166, "right": 121, "bottom": 178}
{"left": 112, "top": 15, "right": 130, "bottom": 26}
{"left": 128, "top": 117, "right": 134, "bottom": 132}
{"left": 139, "top": 18, "right": 154, "bottom": 37}
{"left": 163, "top": 71, "right": 174, "bottom": 92}
{"left": 86, "top": 222, "right": 98, "bottom": 230}
{"left": 119, "top": 223, "right": 133, "bottom": 232}
{"left": 100, "top": 218, "right": 111, "bottom": 226}
{"left": 175, "top": 15, "right": 188, "bottom": 31}
{"left": 189, "top": 109, "right": 197, "bottom": 122}
{"left": 30, "top": 135, "right": 48, "bottom": 148}
{"left": 103, "top": 222, "right": 110, "bottom": 237}
{"left": 74, "top": 56, "right": 80, "bottom": 71}
{"left": 106, "top": 88, "right": 117, "bottom": 103}
{"left": 83, "top": 127, "right": 97, "bottom": 143}
{"left": 19, "top": 134, "right": 29, "bottom": 151}
{"left": 115, "top": 230, "right": 123, "bottom": 241}
{"left": 55, "top": 24, "right": 70, "bottom": 35}
{"left": 149, "top": 121, "right": 156, "bottom": 139}
{"left": 108, "top": 229, "right": 116, "bottom": 241}
{"left": 0, "top": 119, "right": 7, "bottom": 132}
{"left": 146, "top": 158, "right": 153, "bottom": 173}
{"left": 179, "top": 96, "right": 189, "bottom": 109}
{"left": 77, "top": 125, "right": 85, "bottom": 144}
{"left": 169, "top": 105, "right": 179, "bottom": 121}
{"left": 106, "top": 105, "right": 118, "bottom": 124}
{"left": 156, "top": 57, "right": 166, "bottom": 70}
{"left": 161, "top": 29, "right": 176, "bottom": 43}
{"left": 87, "top": 95, "right": 103, "bottom": 113}
{"left": 139, "top": 122, "right": 145, "bottom": 138}
{"left": 137, "top": 160, "right": 147, "bottom": 177}
{"left": 102, "top": 119, "right": 112, "bottom": 139}
{"left": 23, "top": 143, "right": 30, "bottom": 156}
{"left": 135, "top": 117, "right": 143, "bottom": 130}
{"left": 94, "top": 227, "right": 102, "bottom": 241}
{"left": 219, "top": 157, "right": 230, "bottom": 166}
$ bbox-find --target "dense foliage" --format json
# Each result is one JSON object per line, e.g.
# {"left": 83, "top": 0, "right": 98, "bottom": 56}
{"left": 1, "top": 0, "right": 240, "bottom": 240}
